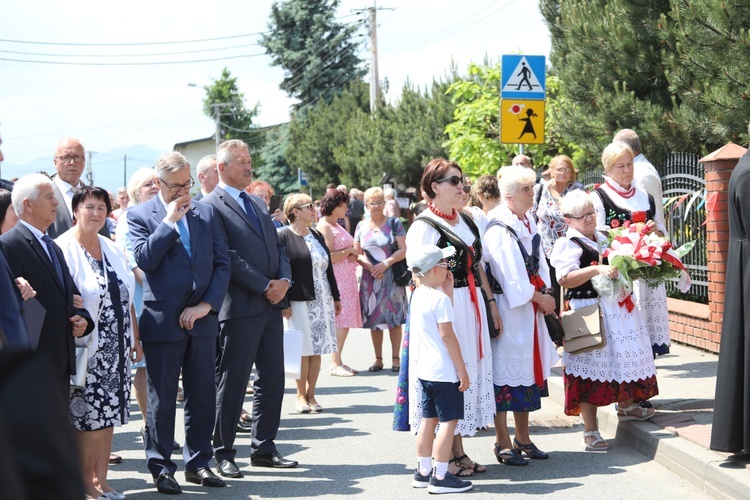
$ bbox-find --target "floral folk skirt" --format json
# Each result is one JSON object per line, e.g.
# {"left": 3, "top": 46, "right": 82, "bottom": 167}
{"left": 563, "top": 370, "right": 659, "bottom": 416}
{"left": 494, "top": 381, "right": 549, "bottom": 412}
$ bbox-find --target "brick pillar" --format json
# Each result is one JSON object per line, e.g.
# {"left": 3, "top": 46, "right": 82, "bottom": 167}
{"left": 700, "top": 142, "right": 748, "bottom": 349}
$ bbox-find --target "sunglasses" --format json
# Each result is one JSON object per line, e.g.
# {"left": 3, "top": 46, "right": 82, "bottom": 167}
{"left": 435, "top": 175, "right": 463, "bottom": 187}
{"left": 296, "top": 203, "right": 314, "bottom": 211}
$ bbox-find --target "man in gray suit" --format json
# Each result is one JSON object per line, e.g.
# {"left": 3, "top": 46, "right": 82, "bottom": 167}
{"left": 193, "top": 154, "right": 218, "bottom": 201}
{"left": 203, "top": 139, "right": 297, "bottom": 478}
{"left": 47, "top": 137, "right": 110, "bottom": 239}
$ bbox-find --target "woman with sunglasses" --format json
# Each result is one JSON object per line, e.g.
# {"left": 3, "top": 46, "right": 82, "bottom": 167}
{"left": 354, "top": 187, "right": 408, "bottom": 373}
{"left": 482, "top": 165, "right": 559, "bottom": 466}
{"left": 403, "top": 159, "right": 500, "bottom": 477}
{"left": 279, "top": 193, "right": 341, "bottom": 413}
{"left": 534, "top": 155, "right": 583, "bottom": 315}
{"left": 550, "top": 190, "right": 657, "bottom": 450}
{"left": 591, "top": 142, "right": 670, "bottom": 358}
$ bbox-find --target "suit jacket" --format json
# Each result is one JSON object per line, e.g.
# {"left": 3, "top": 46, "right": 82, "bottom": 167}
{"left": 202, "top": 186, "right": 291, "bottom": 320}
{"left": 0, "top": 249, "right": 29, "bottom": 350}
{"left": 193, "top": 191, "right": 204, "bottom": 201}
{"left": 0, "top": 224, "right": 93, "bottom": 376}
{"left": 127, "top": 195, "right": 230, "bottom": 343}
{"left": 47, "top": 178, "right": 111, "bottom": 239}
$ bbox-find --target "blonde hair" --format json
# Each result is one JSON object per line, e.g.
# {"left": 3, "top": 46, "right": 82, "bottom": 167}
{"left": 549, "top": 155, "right": 577, "bottom": 183}
{"left": 363, "top": 186, "right": 384, "bottom": 202}
{"left": 127, "top": 168, "right": 157, "bottom": 206}
{"left": 602, "top": 142, "right": 634, "bottom": 173}
{"left": 283, "top": 193, "right": 313, "bottom": 223}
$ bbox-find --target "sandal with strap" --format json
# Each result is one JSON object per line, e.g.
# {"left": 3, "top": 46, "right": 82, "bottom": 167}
{"left": 583, "top": 430, "right": 611, "bottom": 451}
{"left": 513, "top": 438, "right": 549, "bottom": 460}
{"left": 391, "top": 356, "right": 401, "bottom": 372}
{"left": 454, "top": 454, "right": 486, "bottom": 473}
{"left": 617, "top": 403, "right": 655, "bottom": 421}
{"left": 368, "top": 357, "right": 383, "bottom": 372}
{"left": 448, "top": 457, "right": 475, "bottom": 477}
{"left": 493, "top": 445, "right": 528, "bottom": 466}
{"left": 330, "top": 365, "right": 355, "bottom": 377}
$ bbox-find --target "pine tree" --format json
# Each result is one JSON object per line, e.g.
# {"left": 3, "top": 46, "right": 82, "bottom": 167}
{"left": 260, "top": 0, "right": 366, "bottom": 107}
{"left": 253, "top": 124, "right": 298, "bottom": 196}
{"left": 201, "top": 68, "right": 262, "bottom": 151}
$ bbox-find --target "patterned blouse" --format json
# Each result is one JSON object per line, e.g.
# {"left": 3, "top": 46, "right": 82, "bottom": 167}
{"left": 535, "top": 181, "right": 583, "bottom": 256}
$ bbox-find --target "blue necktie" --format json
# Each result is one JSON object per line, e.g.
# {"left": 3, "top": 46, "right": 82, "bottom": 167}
{"left": 41, "top": 234, "right": 65, "bottom": 288}
{"left": 176, "top": 218, "right": 191, "bottom": 257}
{"left": 239, "top": 191, "right": 262, "bottom": 234}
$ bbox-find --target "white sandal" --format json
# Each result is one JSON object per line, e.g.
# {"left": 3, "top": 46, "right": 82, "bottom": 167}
{"left": 617, "top": 403, "right": 655, "bottom": 421}
{"left": 583, "top": 430, "right": 611, "bottom": 451}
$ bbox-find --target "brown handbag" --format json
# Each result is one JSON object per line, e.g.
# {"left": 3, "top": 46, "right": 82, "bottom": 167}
{"left": 560, "top": 237, "right": 607, "bottom": 354}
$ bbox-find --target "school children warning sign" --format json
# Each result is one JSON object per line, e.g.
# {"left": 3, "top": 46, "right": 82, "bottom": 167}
{"left": 500, "top": 100, "right": 545, "bottom": 145}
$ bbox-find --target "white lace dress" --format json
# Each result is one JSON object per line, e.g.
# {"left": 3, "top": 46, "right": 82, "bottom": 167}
{"left": 283, "top": 233, "right": 337, "bottom": 356}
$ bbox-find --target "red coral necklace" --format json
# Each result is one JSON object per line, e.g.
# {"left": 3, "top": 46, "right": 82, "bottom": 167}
{"left": 605, "top": 180, "right": 636, "bottom": 199}
{"left": 428, "top": 203, "right": 457, "bottom": 221}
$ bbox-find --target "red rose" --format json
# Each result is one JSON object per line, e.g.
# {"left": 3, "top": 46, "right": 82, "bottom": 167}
{"left": 631, "top": 211, "right": 647, "bottom": 223}
{"left": 610, "top": 219, "right": 621, "bottom": 228}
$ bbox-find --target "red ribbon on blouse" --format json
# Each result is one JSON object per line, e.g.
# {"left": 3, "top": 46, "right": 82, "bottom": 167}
{"left": 466, "top": 252, "right": 484, "bottom": 360}
{"left": 529, "top": 273, "right": 546, "bottom": 387}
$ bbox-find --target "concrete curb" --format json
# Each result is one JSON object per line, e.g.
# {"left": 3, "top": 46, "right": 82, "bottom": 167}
{"left": 547, "top": 367, "right": 749, "bottom": 499}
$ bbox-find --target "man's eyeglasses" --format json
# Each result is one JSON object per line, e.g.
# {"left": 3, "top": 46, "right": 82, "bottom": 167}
{"left": 565, "top": 211, "right": 596, "bottom": 221}
{"left": 435, "top": 175, "right": 463, "bottom": 187}
{"left": 55, "top": 155, "right": 85, "bottom": 164}
{"left": 160, "top": 177, "right": 195, "bottom": 193}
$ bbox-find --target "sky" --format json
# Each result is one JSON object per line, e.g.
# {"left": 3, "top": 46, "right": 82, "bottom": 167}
{"left": 0, "top": 0, "right": 551, "bottom": 190}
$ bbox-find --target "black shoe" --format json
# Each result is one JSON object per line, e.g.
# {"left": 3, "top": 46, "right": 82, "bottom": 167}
{"left": 173, "top": 440, "right": 181, "bottom": 450}
{"left": 250, "top": 451, "right": 298, "bottom": 468}
{"left": 494, "top": 445, "right": 528, "bottom": 466}
{"left": 154, "top": 473, "right": 182, "bottom": 494}
{"left": 513, "top": 438, "right": 549, "bottom": 460}
{"left": 216, "top": 459, "right": 243, "bottom": 478}
{"left": 185, "top": 468, "right": 226, "bottom": 487}
{"left": 639, "top": 400, "right": 653, "bottom": 409}
{"left": 236, "top": 419, "right": 252, "bottom": 433}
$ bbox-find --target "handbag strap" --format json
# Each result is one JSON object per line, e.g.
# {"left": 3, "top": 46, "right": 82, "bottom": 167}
{"left": 561, "top": 232, "right": 604, "bottom": 310}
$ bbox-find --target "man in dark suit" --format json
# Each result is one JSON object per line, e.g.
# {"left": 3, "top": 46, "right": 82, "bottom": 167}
{"left": 203, "top": 139, "right": 297, "bottom": 479}
{"left": 47, "top": 137, "right": 110, "bottom": 239}
{"left": 0, "top": 173, "right": 94, "bottom": 395}
{"left": 128, "top": 151, "right": 230, "bottom": 494}
{"left": 193, "top": 154, "right": 218, "bottom": 201}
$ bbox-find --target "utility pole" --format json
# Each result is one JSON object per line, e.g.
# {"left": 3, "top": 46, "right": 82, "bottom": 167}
{"left": 368, "top": 6, "right": 379, "bottom": 113}
{"left": 123, "top": 155, "right": 127, "bottom": 188}
{"left": 354, "top": 2, "right": 393, "bottom": 114}
{"left": 86, "top": 151, "right": 94, "bottom": 185}
{"left": 214, "top": 104, "right": 221, "bottom": 151}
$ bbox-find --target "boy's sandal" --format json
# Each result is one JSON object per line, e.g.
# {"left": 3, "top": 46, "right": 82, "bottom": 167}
{"left": 448, "top": 457, "right": 475, "bottom": 477}
{"left": 617, "top": 403, "right": 655, "bottom": 421}
{"left": 368, "top": 357, "right": 383, "bottom": 372}
{"left": 583, "top": 430, "right": 611, "bottom": 451}
{"left": 454, "top": 454, "right": 486, "bottom": 473}
{"left": 391, "top": 356, "right": 401, "bottom": 372}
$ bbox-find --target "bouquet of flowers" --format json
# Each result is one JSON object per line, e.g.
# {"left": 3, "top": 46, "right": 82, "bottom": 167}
{"left": 602, "top": 220, "right": 693, "bottom": 293}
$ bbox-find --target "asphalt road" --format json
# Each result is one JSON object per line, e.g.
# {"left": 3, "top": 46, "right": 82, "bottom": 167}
{"left": 107, "top": 328, "right": 708, "bottom": 499}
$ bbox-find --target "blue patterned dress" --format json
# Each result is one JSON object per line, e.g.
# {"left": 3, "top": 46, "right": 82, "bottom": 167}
{"left": 69, "top": 251, "right": 132, "bottom": 430}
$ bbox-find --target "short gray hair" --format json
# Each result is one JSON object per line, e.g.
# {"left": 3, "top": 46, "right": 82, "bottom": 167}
{"left": 559, "top": 190, "right": 592, "bottom": 217}
{"left": 11, "top": 173, "right": 53, "bottom": 216}
{"left": 217, "top": 139, "right": 249, "bottom": 165}
{"left": 613, "top": 129, "right": 642, "bottom": 156}
{"left": 155, "top": 152, "right": 190, "bottom": 176}
{"left": 499, "top": 165, "right": 536, "bottom": 199}
{"left": 196, "top": 154, "right": 217, "bottom": 175}
{"left": 384, "top": 187, "right": 396, "bottom": 199}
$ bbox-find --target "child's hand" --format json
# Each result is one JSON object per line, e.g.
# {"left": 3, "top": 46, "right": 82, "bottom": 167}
{"left": 457, "top": 367, "right": 470, "bottom": 392}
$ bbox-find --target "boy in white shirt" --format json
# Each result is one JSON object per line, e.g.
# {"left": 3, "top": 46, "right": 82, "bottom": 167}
{"left": 407, "top": 244, "right": 472, "bottom": 494}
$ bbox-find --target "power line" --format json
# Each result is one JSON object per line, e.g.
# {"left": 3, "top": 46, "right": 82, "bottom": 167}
{"left": 0, "top": 41, "right": 261, "bottom": 58}
{"left": 0, "top": 53, "right": 266, "bottom": 66}
{"left": 0, "top": 32, "right": 267, "bottom": 47}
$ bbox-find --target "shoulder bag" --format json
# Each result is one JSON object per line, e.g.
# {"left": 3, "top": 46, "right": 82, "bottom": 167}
{"left": 387, "top": 218, "right": 412, "bottom": 287}
{"left": 560, "top": 237, "right": 607, "bottom": 354}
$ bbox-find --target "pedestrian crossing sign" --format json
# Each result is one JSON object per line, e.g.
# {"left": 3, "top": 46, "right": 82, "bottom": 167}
{"left": 500, "top": 100, "right": 545, "bottom": 145}
{"left": 501, "top": 55, "right": 546, "bottom": 100}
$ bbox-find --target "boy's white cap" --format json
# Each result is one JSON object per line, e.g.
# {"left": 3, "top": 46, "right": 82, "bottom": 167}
{"left": 407, "top": 244, "right": 456, "bottom": 275}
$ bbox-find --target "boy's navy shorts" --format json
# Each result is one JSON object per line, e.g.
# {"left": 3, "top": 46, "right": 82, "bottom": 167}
{"left": 419, "top": 379, "right": 464, "bottom": 422}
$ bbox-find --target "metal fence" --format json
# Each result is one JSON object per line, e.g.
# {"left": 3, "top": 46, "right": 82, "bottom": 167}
{"left": 661, "top": 152, "right": 707, "bottom": 301}
{"left": 578, "top": 152, "right": 707, "bottom": 302}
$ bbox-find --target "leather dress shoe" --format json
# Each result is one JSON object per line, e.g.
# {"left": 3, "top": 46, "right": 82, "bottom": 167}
{"left": 251, "top": 451, "right": 298, "bottom": 468}
{"left": 236, "top": 419, "right": 252, "bottom": 433}
{"left": 154, "top": 473, "right": 181, "bottom": 495}
{"left": 217, "top": 458, "right": 243, "bottom": 478}
{"left": 185, "top": 468, "right": 226, "bottom": 487}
